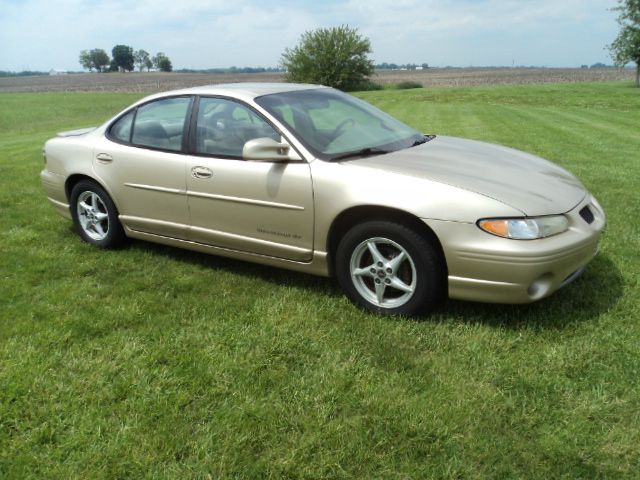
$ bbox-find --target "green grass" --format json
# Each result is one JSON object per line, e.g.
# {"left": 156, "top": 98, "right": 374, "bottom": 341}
{"left": 1, "top": 83, "right": 639, "bottom": 479}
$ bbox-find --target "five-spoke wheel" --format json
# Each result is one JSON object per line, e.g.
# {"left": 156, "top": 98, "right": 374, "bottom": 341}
{"left": 70, "top": 180, "right": 125, "bottom": 248}
{"left": 336, "top": 221, "right": 444, "bottom": 316}
{"left": 350, "top": 237, "right": 416, "bottom": 309}
{"left": 76, "top": 190, "right": 110, "bottom": 241}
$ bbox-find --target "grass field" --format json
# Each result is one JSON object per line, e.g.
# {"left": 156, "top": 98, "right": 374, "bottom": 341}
{"left": 1, "top": 82, "right": 639, "bottom": 478}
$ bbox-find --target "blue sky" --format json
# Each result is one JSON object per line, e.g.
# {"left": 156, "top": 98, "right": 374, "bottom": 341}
{"left": 0, "top": 0, "right": 620, "bottom": 71}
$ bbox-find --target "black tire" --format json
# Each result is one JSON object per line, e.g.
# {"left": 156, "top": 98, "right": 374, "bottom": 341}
{"left": 335, "top": 220, "right": 445, "bottom": 317}
{"left": 70, "top": 180, "right": 125, "bottom": 248}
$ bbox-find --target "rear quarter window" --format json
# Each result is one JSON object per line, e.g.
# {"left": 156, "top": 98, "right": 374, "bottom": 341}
{"left": 109, "top": 111, "right": 134, "bottom": 143}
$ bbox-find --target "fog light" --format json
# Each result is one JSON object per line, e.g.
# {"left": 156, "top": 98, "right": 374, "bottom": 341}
{"left": 527, "top": 273, "right": 553, "bottom": 299}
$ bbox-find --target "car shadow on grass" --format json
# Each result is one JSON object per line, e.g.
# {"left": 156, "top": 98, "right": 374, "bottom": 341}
{"left": 126, "top": 237, "right": 622, "bottom": 330}
{"left": 126, "top": 238, "right": 344, "bottom": 297}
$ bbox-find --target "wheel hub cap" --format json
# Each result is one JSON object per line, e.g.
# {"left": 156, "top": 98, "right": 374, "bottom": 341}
{"left": 350, "top": 237, "right": 417, "bottom": 309}
{"left": 76, "top": 191, "right": 109, "bottom": 241}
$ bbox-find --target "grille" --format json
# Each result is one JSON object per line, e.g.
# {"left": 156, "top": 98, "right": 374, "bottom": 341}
{"left": 579, "top": 205, "right": 595, "bottom": 224}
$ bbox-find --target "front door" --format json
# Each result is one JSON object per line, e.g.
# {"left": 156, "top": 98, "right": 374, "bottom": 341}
{"left": 185, "top": 97, "right": 314, "bottom": 261}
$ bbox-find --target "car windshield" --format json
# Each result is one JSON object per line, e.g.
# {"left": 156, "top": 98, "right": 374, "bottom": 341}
{"left": 255, "top": 88, "right": 425, "bottom": 161}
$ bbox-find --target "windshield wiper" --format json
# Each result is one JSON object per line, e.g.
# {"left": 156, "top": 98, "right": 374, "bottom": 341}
{"left": 330, "top": 147, "right": 391, "bottom": 162}
{"left": 410, "top": 134, "right": 436, "bottom": 147}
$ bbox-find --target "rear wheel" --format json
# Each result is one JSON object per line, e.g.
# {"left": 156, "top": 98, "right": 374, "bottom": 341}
{"left": 336, "top": 221, "right": 445, "bottom": 316}
{"left": 70, "top": 180, "right": 125, "bottom": 248}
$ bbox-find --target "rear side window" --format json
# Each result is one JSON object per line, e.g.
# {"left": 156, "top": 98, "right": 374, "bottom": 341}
{"left": 131, "top": 97, "right": 191, "bottom": 152}
{"left": 109, "top": 111, "right": 134, "bottom": 143}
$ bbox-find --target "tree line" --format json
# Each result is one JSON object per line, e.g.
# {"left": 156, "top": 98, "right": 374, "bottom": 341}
{"left": 0, "top": 70, "right": 49, "bottom": 77}
{"left": 375, "top": 63, "right": 429, "bottom": 70}
{"left": 79, "top": 46, "right": 173, "bottom": 73}
{"left": 175, "top": 66, "right": 282, "bottom": 74}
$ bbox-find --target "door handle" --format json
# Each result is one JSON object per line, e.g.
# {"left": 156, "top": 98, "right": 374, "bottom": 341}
{"left": 191, "top": 166, "right": 213, "bottom": 179}
{"left": 96, "top": 153, "right": 113, "bottom": 163}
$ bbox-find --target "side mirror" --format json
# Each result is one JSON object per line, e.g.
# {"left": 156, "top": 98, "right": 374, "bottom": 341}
{"left": 242, "top": 137, "right": 302, "bottom": 162}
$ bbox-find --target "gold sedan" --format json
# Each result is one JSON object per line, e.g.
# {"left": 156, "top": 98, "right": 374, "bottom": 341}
{"left": 41, "top": 83, "right": 605, "bottom": 316}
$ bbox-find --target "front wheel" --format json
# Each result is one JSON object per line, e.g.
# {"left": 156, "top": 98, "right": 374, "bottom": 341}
{"left": 335, "top": 221, "right": 445, "bottom": 316}
{"left": 70, "top": 180, "right": 125, "bottom": 248}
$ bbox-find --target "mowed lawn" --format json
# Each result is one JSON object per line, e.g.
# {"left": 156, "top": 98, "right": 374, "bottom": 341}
{"left": 1, "top": 82, "right": 639, "bottom": 479}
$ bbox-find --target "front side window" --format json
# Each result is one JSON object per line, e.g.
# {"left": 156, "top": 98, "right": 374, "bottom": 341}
{"left": 195, "top": 97, "right": 279, "bottom": 158}
{"left": 130, "top": 97, "right": 191, "bottom": 152}
{"left": 255, "top": 88, "right": 423, "bottom": 160}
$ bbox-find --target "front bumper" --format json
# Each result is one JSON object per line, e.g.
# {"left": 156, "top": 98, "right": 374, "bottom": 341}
{"left": 425, "top": 195, "right": 606, "bottom": 304}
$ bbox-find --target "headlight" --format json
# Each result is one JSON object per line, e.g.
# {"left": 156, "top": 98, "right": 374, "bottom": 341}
{"left": 477, "top": 215, "right": 569, "bottom": 240}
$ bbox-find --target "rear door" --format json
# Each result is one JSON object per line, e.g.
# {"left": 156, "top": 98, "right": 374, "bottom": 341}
{"left": 93, "top": 96, "right": 192, "bottom": 239}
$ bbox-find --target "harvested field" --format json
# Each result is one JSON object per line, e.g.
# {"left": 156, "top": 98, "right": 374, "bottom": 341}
{"left": 374, "top": 67, "right": 634, "bottom": 87}
{"left": 0, "top": 71, "right": 284, "bottom": 93}
{"left": 0, "top": 67, "right": 634, "bottom": 93}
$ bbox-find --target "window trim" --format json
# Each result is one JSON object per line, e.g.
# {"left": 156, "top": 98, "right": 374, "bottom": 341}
{"left": 105, "top": 95, "right": 195, "bottom": 154}
{"left": 105, "top": 93, "right": 305, "bottom": 162}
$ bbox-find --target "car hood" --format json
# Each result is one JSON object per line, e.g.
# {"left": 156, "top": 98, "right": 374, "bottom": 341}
{"left": 349, "top": 135, "right": 586, "bottom": 216}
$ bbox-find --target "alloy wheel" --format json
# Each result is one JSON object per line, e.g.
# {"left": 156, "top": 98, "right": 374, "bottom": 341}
{"left": 76, "top": 191, "right": 110, "bottom": 241}
{"left": 349, "top": 237, "right": 417, "bottom": 308}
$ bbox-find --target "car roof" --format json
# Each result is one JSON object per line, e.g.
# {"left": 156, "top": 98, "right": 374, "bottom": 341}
{"left": 139, "top": 82, "right": 329, "bottom": 104}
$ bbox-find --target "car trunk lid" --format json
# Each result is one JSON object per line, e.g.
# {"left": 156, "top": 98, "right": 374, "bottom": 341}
{"left": 57, "top": 127, "right": 96, "bottom": 137}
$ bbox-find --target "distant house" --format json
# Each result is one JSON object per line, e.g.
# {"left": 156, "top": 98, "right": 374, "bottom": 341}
{"left": 49, "top": 69, "right": 68, "bottom": 76}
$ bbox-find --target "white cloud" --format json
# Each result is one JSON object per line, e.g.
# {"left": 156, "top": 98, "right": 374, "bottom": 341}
{"left": 0, "top": 0, "right": 619, "bottom": 70}
{"left": 340, "top": 0, "right": 618, "bottom": 65}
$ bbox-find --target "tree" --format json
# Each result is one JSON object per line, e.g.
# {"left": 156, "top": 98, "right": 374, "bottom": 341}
{"left": 152, "top": 52, "right": 172, "bottom": 72}
{"left": 134, "top": 49, "right": 150, "bottom": 72}
{"left": 111, "top": 44, "right": 134, "bottom": 72}
{"left": 79, "top": 49, "right": 110, "bottom": 72}
{"left": 609, "top": 0, "right": 640, "bottom": 87}
{"left": 152, "top": 52, "right": 166, "bottom": 69}
{"left": 90, "top": 49, "right": 110, "bottom": 72}
{"left": 280, "top": 25, "right": 374, "bottom": 91}
{"left": 158, "top": 57, "right": 173, "bottom": 72}
{"left": 144, "top": 58, "right": 153, "bottom": 71}
{"left": 79, "top": 50, "right": 92, "bottom": 71}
